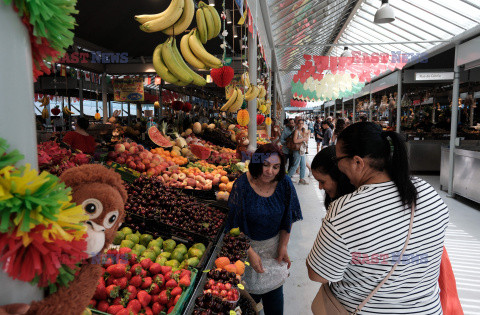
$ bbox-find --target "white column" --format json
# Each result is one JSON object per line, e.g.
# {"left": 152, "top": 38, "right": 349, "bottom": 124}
{"left": 0, "top": 1, "right": 43, "bottom": 304}
{"left": 247, "top": 29, "right": 257, "bottom": 152}
{"left": 267, "top": 69, "right": 272, "bottom": 138}
{"left": 79, "top": 76, "right": 84, "bottom": 117}
{"left": 396, "top": 70, "right": 402, "bottom": 133}
{"left": 448, "top": 45, "right": 460, "bottom": 198}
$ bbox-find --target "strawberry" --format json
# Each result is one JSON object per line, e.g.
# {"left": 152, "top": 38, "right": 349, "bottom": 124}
{"left": 97, "top": 300, "right": 109, "bottom": 312}
{"left": 153, "top": 274, "right": 165, "bottom": 286}
{"left": 88, "top": 299, "right": 96, "bottom": 308}
{"left": 140, "top": 269, "right": 147, "bottom": 278}
{"left": 130, "top": 264, "right": 143, "bottom": 276}
{"left": 178, "top": 276, "right": 190, "bottom": 289}
{"left": 106, "top": 284, "right": 120, "bottom": 298}
{"left": 158, "top": 290, "right": 169, "bottom": 305}
{"left": 130, "top": 275, "right": 143, "bottom": 288}
{"left": 141, "top": 277, "right": 153, "bottom": 289}
{"left": 125, "top": 285, "right": 137, "bottom": 301}
{"left": 167, "top": 306, "right": 175, "bottom": 314}
{"left": 167, "top": 299, "right": 175, "bottom": 310}
{"left": 170, "top": 286, "right": 182, "bottom": 297}
{"left": 165, "top": 279, "right": 177, "bottom": 290}
{"left": 118, "top": 247, "right": 132, "bottom": 263}
{"left": 114, "top": 277, "right": 128, "bottom": 290}
{"left": 116, "top": 309, "right": 130, "bottom": 315}
{"left": 100, "top": 267, "right": 107, "bottom": 276}
{"left": 129, "top": 253, "right": 138, "bottom": 265}
{"left": 140, "top": 258, "right": 153, "bottom": 270}
{"left": 112, "top": 297, "right": 123, "bottom": 305}
{"left": 152, "top": 302, "right": 165, "bottom": 315}
{"left": 107, "top": 248, "right": 119, "bottom": 257}
{"left": 180, "top": 269, "right": 191, "bottom": 279}
{"left": 137, "top": 290, "right": 152, "bottom": 308}
{"left": 160, "top": 266, "right": 172, "bottom": 275}
{"left": 174, "top": 294, "right": 181, "bottom": 305}
{"left": 172, "top": 270, "right": 181, "bottom": 282}
{"left": 148, "top": 283, "right": 161, "bottom": 295}
{"left": 107, "top": 264, "right": 127, "bottom": 278}
{"left": 125, "top": 270, "right": 132, "bottom": 280}
{"left": 164, "top": 271, "right": 172, "bottom": 282}
{"left": 144, "top": 306, "right": 153, "bottom": 315}
{"left": 94, "top": 278, "right": 107, "bottom": 300}
{"left": 107, "top": 277, "right": 116, "bottom": 286}
{"left": 106, "top": 304, "right": 124, "bottom": 314}
{"left": 149, "top": 263, "right": 162, "bottom": 275}
{"left": 126, "top": 299, "right": 142, "bottom": 314}
{"left": 104, "top": 256, "right": 114, "bottom": 269}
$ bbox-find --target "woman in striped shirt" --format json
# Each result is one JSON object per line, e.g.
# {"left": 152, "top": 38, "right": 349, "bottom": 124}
{"left": 307, "top": 122, "right": 449, "bottom": 314}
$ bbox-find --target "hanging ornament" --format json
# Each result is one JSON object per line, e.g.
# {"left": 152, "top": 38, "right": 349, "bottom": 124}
{"left": 237, "top": 109, "right": 250, "bottom": 126}
{"left": 172, "top": 100, "right": 184, "bottom": 111}
{"left": 51, "top": 106, "right": 61, "bottom": 116}
{"left": 210, "top": 66, "right": 234, "bottom": 87}
{"left": 265, "top": 117, "right": 272, "bottom": 125}
{"left": 256, "top": 114, "right": 265, "bottom": 125}
{"left": 154, "top": 101, "right": 160, "bottom": 108}
{"left": 183, "top": 102, "right": 192, "bottom": 112}
{"left": 94, "top": 111, "right": 101, "bottom": 120}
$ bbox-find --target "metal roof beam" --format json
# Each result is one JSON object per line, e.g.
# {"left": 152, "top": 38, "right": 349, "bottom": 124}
{"left": 276, "top": 40, "right": 448, "bottom": 48}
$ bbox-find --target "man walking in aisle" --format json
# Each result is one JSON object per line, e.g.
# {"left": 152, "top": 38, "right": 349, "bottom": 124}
{"left": 314, "top": 116, "right": 323, "bottom": 153}
{"left": 321, "top": 120, "right": 333, "bottom": 147}
{"left": 280, "top": 118, "right": 295, "bottom": 172}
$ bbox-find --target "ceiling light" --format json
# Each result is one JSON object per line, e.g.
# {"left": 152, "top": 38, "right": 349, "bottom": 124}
{"left": 226, "top": 9, "right": 232, "bottom": 24}
{"left": 374, "top": 0, "right": 395, "bottom": 24}
{"left": 233, "top": 27, "right": 238, "bottom": 38}
{"left": 208, "top": 0, "right": 215, "bottom": 6}
{"left": 341, "top": 47, "right": 352, "bottom": 57}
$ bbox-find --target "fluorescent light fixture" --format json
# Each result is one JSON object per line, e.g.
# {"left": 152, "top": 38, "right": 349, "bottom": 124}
{"left": 374, "top": 0, "right": 395, "bottom": 24}
{"left": 208, "top": 0, "right": 215, "bottom": 6}
{"left": 233, "top": 27, "right": 238, "bottom": 38}
{"left": 341, "top": 47, "right": 352, "bottom": 57}
{"left": 226, "top": 9, "right": 232, "bottom": 24}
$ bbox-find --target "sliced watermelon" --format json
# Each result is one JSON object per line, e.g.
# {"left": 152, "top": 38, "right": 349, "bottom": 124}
{"left": 189, "top": 144, "right": 212, "bottom": 160}
{"left": 148, "top": 126, "right": 172, "bottom": 148}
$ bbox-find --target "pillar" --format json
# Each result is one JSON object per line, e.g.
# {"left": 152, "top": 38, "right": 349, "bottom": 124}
{"left": 247, "top": 29, "right": 257, "bottom": 152}
{"left": 448, "top": 45, "right": 460, "bottom": 198}
{"left": 267, "top": 69, "right": 272, "bottom": 138}
{"left": 353, "top": 98, "right": 356, "bottom": 123}
{"left": 341, "top": 99, "right": 345, "bottom": 118}
{"left": 369, "top": 85, "right": 373, "bottom": 121}
{"left": 79, "top": 75, "right": 84, "bottom": 117}
{"left": 396, "top": 70, "right": 402, "bottom": 133}
{"left": 102, "top": 73, "right": 108, "bottom": 123}
{"left": 127, "top": 103, "right": 131, "bottom": 124}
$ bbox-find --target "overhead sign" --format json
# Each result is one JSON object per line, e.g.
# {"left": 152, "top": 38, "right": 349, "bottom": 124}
{"left": 113, "top": 78, "right": 144, "bottom": 102}
{"left": 415, "top": 72, "right": 454, "bottom": 81}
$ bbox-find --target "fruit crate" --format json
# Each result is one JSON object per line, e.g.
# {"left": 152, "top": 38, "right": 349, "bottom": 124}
{"left": 123, "top": 214, "right": 214, "bottom": 272}
{"left": 105, "top": 162, "right": 140, "bottom": 183}
{"left": 176, "top": 187, "right": 217, "bottom": 201}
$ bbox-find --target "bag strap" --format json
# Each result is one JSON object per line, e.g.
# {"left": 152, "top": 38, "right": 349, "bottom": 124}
{"left": 353, "top": 204, "right": 415, "bottom": 315}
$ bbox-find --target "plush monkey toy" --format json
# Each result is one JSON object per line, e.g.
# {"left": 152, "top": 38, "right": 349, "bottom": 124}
{"left": 235, "top": 130, "right": 250, "bottom": 161}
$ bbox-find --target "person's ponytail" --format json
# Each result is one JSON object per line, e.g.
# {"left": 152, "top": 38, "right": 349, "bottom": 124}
{"left": 383, "top": 131, "right": 417, "bottom": 208}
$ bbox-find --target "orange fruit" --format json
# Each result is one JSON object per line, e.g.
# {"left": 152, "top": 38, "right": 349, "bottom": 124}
{"left": 220, "top": 176, "right": 229, "bottom": 184}
{"left": 226, "top": 182, "right": 233, "bottom": 192}
{"left": 234, "top": 260, "right": 245, "bottom": 275}
{"left": 219, "top": 183, "right": 227, "bottom": 191}
{"left": 224, "top": 264, "right": 237, "bottom": 274}
{"left": 220, "top": 170, "right": 227, "bottom": 176}
{"left": 215, "top": 257, "right": 231, "bottom": 269}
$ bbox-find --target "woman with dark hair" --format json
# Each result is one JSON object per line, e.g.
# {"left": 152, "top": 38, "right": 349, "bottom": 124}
{"left": 311, "top": 146, "right": 355, "bottom": 209}
{"left": 331, "top": 118, "right": 346, "bottom": 145}
{"left": 62, "top": 117, "right": 96, "bottom": 154}
{"left": 307, "top": 122, "right": 449, "bottom": 314}
{"left": 226, "top": 143, "right": 302, "bottom": 315}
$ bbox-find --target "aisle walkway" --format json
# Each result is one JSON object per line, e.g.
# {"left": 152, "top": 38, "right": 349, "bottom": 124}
{"left": 283, "top": 138, "right": 480, "bottom": 315}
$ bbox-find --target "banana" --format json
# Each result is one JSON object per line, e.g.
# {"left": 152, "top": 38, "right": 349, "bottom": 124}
{"left": 241, "top": 72, "right": 250, "bottom": 86}
{"left": 153, "top": 43, "right": 180, "bottom": 84}
{"left": 225, "top": 85, "right": 235, "bottom": 99}
{"left": 162, "top": 0, "right": 194, "bottom": 35}
{"left": 220, "top": 88, "right": 238, "bottom": 111}
{"left": 138, "top": 0, "right": 185, "bottom": 33}
{"left": 196, "top": 6, "right": 208, "bottom": 44}
{"left": 42, "top": 107, "right": 49, "bottom": 119}
{"left": 205, "top": 5, "right": 221, "bottom": 38}
{"left": 244, "top": 84, "right": 259, "bottom": 101}
{"left": 189, "top": 29, "right": 222, "bottom": 67}
{"left": 40, "top": 96, "right": 50, "bottom": 107}
{"left": 202, "top": 6, "right": 215, "bottom": 40}
{"left": 228, "top": 88, "right": 244, "bottom": 112}
{"left": 180, "top": 31, "right": 207, "bottom": 69}
{"left": 171, "top": 38, "right": 206, "bottom": 86}
{"left": 162, "top": 38, "right": 193, "bottom": 84}
{"left": 202, "top": 59, "right": 222, "bottom": 69}
{"left": 63, "top": 106, "right": 74, "bottom": 115}
{"left": 257, "top": 85, "right": 266, "bottom": 98}
{"left": 134, "top": 12, "right": 167, "bottom": 24}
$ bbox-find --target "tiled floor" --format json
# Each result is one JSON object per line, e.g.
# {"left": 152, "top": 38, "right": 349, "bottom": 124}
{"left": 282, "top": 139, "right": 480, "bottom": 315}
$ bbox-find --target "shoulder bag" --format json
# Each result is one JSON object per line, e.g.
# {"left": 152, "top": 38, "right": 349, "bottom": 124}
{"left": 286, "top": 131, "right": 302, "bottom": 151}
{"left": 311, "top": 205, "right": 415, "bottom": 315}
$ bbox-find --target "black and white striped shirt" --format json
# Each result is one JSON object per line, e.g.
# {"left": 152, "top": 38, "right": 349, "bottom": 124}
{"left": 307, "top": 178, "right": 449, "bottom": 314}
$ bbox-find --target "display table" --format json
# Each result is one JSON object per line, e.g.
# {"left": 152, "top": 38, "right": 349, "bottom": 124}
{"left": 407, "top": 140, "right": 450, "bottom": 172}
{"left": 440, "top": 145, "right": 480, "bottom": 204}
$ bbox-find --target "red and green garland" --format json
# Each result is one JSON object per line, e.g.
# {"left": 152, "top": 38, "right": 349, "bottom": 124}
{"left": 3, "top": 0, "right": 78, "bottom": 81}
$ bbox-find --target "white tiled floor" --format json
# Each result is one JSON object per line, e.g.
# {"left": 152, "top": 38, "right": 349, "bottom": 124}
{"left": 283, "top": 139, "right": 480, "bottom": 315}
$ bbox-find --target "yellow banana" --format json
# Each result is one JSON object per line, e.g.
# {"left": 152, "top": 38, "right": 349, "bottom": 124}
{"left": 244, "top": 85, "right": 259, "bottom": 101}
{"left": 220, "top": 88, "right": 238, "bottom": 111}
{"left": 196, "top": 6, "right": 208, "bottom": 44}
{"left": 162, "top": 0, "right": 194, "bottom": 35}
{"left": 229, "top": 88, "right": 244, "bottom": 112}
{"left": 134, "top": 12, "right": 167, "bottom": 24}
{"left": 258, "top": 85, "right": 266, "bottom": 98}
{"left": 162, "top": 38, "right": 193, "bottom": 84}
{"left": 202, "top": 59, "right": 222, "bottom": 69}
{"left": 189, "top": 29, "right": 222, "bottom": 67}
{"left": 180, "top": 31, "right": 207, "bottom": 69}
{"left": 241, "top": 72, "right": 250, "bottom": 86}
{"left": 205, "top": 4, "right": 221, "bottom": 38}
{"left": 171, "top": 38, "right": 206, "bottom": 86}
{"left": 40, "top": 96, "right": 50, "bottom": 107}
{"left": 42, "top": 107, "right": 49, "bottom": 119}
{"left": 225, "top": 85, "right": 235, "bottom": 99}
{"left": 139, "top": 0, "right": 185, "bottom": 33}
{"left": 202, "top": 6, "right": 215, "bottom": 40}
{"left": 153, "top": 43, "right": 180, "bottom": 84}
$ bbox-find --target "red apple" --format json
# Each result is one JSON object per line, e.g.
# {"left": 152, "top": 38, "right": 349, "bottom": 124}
{"left": 123, "top": 142, "right": 131, "bottom": 150}
{"left": 130, "top": 142, "right": 137, "bottom": 147}
{"left": 139, "top": 152, "right": 148, "bottom": 160}
{"left": 116, "top": 157, "right": 126, "bottom": 165}
{"left": 146, "top": 168, "right": 156, "bottom": 176}
{"left": 129, "top": 146, "right": 138, "bottom": 154}
{"left": 136, "top": 162, "right": 145, "bottom": 172}
{"left": 114, "top": 143, "right": 125, "bottom": 153}
{"left": 127, "top": 161, "right": 136, "bottom": 170}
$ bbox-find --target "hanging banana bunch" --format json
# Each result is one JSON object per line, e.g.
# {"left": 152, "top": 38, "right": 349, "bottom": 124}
{"left": 39, "top": 96, "right": 50, "bottom": 107}
{"left": 41, "top": 107, "right": 49, "bottom": 119}
{"left": 220, "top": 87, "right": 244, "bottom": 113}
{"left": 244, "top": 84, "right": 259, "bottom": 101}
{"left": 63, "top": 106, "right": 74, "bottom": 115}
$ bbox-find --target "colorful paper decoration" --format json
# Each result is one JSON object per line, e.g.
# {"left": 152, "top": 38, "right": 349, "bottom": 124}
{"left": 210, "top": 66, "right": 234, "bottom": 87}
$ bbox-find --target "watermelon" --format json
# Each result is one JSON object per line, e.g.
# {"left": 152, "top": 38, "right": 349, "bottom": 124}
{"left": 189, "top": 144, "right": 212, "bottom": 160}
{"left": 148, "top": 126, "right": 172, "bottom": 148}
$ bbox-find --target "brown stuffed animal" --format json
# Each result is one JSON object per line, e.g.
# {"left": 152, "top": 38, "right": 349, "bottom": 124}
{"left": 24, "top": 164, "right": 128, "bottom": 315}
{"left": 235, "top": 130, "right": 250, "bottom": 161}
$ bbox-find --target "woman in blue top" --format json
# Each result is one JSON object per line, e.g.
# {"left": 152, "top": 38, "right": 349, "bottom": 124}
{"left": 226, "top": 143, "right": 302, "bottom": 315}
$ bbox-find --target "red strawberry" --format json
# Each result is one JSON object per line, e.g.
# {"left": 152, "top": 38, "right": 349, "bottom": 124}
{"left": 129, "top": 253, "right": 138, "bottom": 265}
{"left": 125, "top": 285, "right": 137, "bottom": 301}
{"left": 107, "top": 276, "right": 116, "bottom": 286}
{"left": 118, "top": 247, "right": 132, "bottom": 263}
{"left": 180, "top": 269, "right": 191, "bottom": 279}
{"left": 114, "top": 277, "right": 128, "bottom": 290}
{"left": 130, "top": 264, "right": 143, "bottom": 276}
{"left": 164, "top": 271, "right": 172, "bottom": 282}
{"left": 153, "top": 274, "right": 165, "bottom": 286}
{"left": 140, "top": 269, "right": 147, "bottom": 278}
{"left": 152, "top": 302, "right": 165, "bottom": 315}
{"left": 178, "top": 276, "right": 190, "bottom": 289}
{"left": 116, "top": 309, "right": 130, "bottom": 315}
{"left": 137, "top": 290, "right": 152, "bottom": 308}
{"left": 170, "top": 286, "right": 182, "bottom": 297}
{"left": 167, "top": 306, "right": 175, "bottom": 314}
{"left": 107, "top": 248, "right": 119, "bottom": 257}
{"left": 130, "top": 275, "right": 143, "bottom": 288}
{"left": 107, "top": 264, "right": 127, "bottom": 278}
{"left": 149, "top": 263, "right": 162, "bottom": 275}
{"left": 165, "top": 279, "right": 177, "bottom": 289}
{"left": 88, "top": 299, "right": 96, "bottom": 308}
{"left": 97, "top": 300, "right": 109, "bottom": 312}
{"left": 100, "top": 267, "right": 107, "bottom": 276}
{"left": 148, "top": 283, "right": 161, "bottom": 295}
{"left": 160, "top": 266, "right": 172, "bottom": 275}
{"left": 112, "top": 297, "right": 122, "bottom": 305}
{"left": 144, "top": 306, "right": 153, "bottom": 315}
{"left": 106, "top": 304, "right": 124, "bottom": 314}
{"left": 167, "top": 299, "right": 175, "bottom": 309}
{"left": 159, "top": 290, "right": 169, "bottom": 305}
{"left": 125, "top": 270, "right": 132, "bottom": 280}
{"left": 174, "top": 294, "right": 181, "bottom": 305}
{"left": 106, "top": 284, "right": 120, "bottom": 298}
{"left": 119, "top": 247, "right": 132, "bottom": 256}
{"left": 94, "top": 279, "right": 108, "bottom": 300}
{"left": 141, "top": 277, "right": 153, "bottom": 289}
{"left": 126, "top": 299, "right": 142, "bottom": 313}
{"left": 104, "top": 256, "right": 114, "bottom": 269}
{"left": 140, "top": 258, "right": 153, "bottom": 270}
{"left": 172, "top": 270, "right": 181, "bottom": 281}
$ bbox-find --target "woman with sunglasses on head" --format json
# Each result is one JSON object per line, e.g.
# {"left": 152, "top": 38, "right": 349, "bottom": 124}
{"left": 306, "top": 122, "right": 449, "bottom": 314}
{"left": 226, "top": 144, "right": 302, "bottom": 315}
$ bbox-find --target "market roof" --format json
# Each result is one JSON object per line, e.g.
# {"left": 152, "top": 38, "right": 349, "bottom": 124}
{"left": 267, "top": 0, "right": 480, "bottom": 106}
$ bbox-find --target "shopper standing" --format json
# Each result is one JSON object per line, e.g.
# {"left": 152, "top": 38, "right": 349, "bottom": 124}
{"left": 280, "top": 118, "right": 295, "bottom": 172}
{"left": 287, "top": 119, "right": 309, "bottom": 185}
{"left": 321, "top": 121, "right": 332, "bottom": 147}
{"left": 62, "top": 117, "right": 96, "bottom": 154}
{"left": 307, "top": 122, "right": 449, "bottom": 314}
{"left": 226, "top": 144, "right": 302, "bottom": 315}
{"left": 331, "top": 118, "right": 346, "bottom": 145}
{"left": 313, "top": 116, "right": 323, "bottom": 153}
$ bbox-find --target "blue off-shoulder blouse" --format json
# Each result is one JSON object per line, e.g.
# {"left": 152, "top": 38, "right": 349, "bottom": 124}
{"left": 226, "top": 173, "right": 303, "bottom": 241}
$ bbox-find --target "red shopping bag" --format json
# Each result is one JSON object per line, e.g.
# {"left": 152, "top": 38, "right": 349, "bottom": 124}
{"left": 439, "top": 246, "right": 464, "bottom": 315}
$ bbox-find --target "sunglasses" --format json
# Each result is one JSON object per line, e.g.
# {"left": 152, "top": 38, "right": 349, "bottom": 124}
{"left": 332, "top": 155, "right": 350, "bottom": 164}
